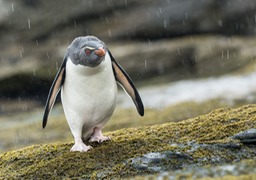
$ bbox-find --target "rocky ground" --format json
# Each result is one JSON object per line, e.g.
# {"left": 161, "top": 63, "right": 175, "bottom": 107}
{"left": 0, "top": 105, "right": 255, "bottom": 179}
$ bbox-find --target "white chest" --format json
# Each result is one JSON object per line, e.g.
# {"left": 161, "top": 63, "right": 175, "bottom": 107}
{"left": 61, "top": 53, "right": 117, "bottom": 127}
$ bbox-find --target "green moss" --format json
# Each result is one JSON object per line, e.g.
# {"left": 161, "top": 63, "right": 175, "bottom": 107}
{"left": 0, "top": 104, "right": 256, "bottom": 179}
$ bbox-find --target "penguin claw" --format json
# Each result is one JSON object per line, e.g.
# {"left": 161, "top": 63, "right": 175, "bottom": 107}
{"left": 89, "top": 127, "right": 111, "bottom": 143}
{"left": 70, "top": 143, "right": 92, "bottom": 152}
{"left": 89, "top": 136, "right": 111, "bottom": 143}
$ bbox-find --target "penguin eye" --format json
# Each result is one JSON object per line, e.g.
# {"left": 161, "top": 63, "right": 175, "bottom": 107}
{"left": 85, "top": 49, "right": 92, "bottom": 56}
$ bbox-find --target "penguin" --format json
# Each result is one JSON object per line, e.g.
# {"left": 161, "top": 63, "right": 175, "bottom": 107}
{"left": 42, "top": 36, "right": 144, "bottom": 152}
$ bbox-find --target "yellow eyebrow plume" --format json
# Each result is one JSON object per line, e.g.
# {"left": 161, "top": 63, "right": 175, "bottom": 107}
{"left": 84, "top": 46, "right": 95, "bottom": 50}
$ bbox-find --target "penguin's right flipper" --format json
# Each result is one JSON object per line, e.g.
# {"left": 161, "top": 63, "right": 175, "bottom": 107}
{"left": 108, "top": 49, "right": 144, "bottom": 116}
{"left": 42, "top": 59, "right": 67, "bottom": 128}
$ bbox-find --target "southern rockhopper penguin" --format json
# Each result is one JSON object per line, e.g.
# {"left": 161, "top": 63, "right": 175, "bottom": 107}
{"left": 42, "top": 36, "right": 144, "bottom": 152}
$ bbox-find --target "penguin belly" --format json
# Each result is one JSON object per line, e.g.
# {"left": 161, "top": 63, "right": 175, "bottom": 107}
{"left": 61, "top": 55, "right": 117, "bottom": 140}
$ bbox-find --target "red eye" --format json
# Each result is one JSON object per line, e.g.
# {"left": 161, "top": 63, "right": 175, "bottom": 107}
{"left": 85, "top": 49, "right": 91, "bottom": 55}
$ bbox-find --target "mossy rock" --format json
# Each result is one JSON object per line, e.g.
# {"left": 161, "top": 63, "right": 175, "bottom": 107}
{"left": 134, "top": 159, "right": 256, "bottom": 179}
{"left": 0, "top": 104, "right": 256, "bottom": 179}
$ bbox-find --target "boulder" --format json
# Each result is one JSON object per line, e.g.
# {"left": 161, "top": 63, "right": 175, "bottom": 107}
{"left": 1, "top": 35, "right": 256, "bottom": 101}
{"left": 1, "top": 0, "right": 255, "bottom": 42}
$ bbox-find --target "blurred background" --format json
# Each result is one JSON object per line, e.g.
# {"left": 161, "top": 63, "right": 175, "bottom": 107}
{"left": 0, "top": 0, "right": 256, "bottom": 153}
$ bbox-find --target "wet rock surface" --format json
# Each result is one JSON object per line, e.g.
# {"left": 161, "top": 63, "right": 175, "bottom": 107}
{"left": 127, "top": 141, "right": 256, "bottom": 175}
{"left": 231, "top": 128, "right": 256, "bottom": 144}
{"left": 138, "top": 159, "right": 256, "bottom": 179}
{"left": 128, "top": 151, "right": 193, "bottom": 172}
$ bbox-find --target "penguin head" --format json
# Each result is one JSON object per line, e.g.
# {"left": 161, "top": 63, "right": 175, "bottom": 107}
{"left": 67, "top": 36, "right": 107, "bottom": 67}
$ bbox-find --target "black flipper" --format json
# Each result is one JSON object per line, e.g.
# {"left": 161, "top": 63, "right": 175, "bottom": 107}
{"left": 42, "top": 58, "right": 67, "bottom": 128}
{"left": 108, "top": 49, "right": 144, "bottom": 116}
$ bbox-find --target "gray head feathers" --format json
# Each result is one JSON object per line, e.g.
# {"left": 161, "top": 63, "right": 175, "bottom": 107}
{"left": 66, "top": 36, "right": 106, "bottom": 67}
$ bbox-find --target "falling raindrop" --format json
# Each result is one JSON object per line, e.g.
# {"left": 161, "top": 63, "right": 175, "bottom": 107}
{"left": 227, "top": 50, "right": 230, "bottom": 59}
{"left": 148, "top": 39, "right": 151, "bottom": 45}
{"left": 163, "top": 19, "right": 167, "bottom": 29}
{"left": 22, "top": 103, "right": 27, "bottom": 111}
{"left": 19, "top": 50, "right": 23, "bottom": 58}
{"left": 144, "top": 59, "right": 147, "bottom": 69}
{"left": 177, "top": 48, "right": 181, "bottom": 56}
{"left": 46, "top": 52, "right": 50, "bottom": 59}
{"left": 236, "top": 23, "right": 239, "bottom": 30}
{"left": 185, "top": 12, "right": 188, "bottom": 19}
{"left": 227, "top": 38, "right": 231, "bottom": 45}
{"left": 221, "top": 50, "right": 224, "bottom": 59}
{"left": 11, "top": 3, "right": 14, "bottom": 12}
{"left": 35, "top": 40, "right": 39, "bottom": 46}
{"left": 33, "top": 69, "right": 36, "bottom": 76}
{"left": 28, "top": 18, "right": 31, "bottom": 29}
{"left": 74, "top": 20, "right": 77, "bottom": 28}
{"left": 105, "top": 17, "right": 109, "bottom": 24}
{"left": 15, "top": 134, "right": 20, "bottom": 144}
{"left": 182, "top": 20, "right": 185, "bottom": 26}
{"left": 124, "top": 0, "right": 127, "bottom": 7}
{"left": 218, "top": 19, "right": 222, "bottom": 27}
{"left": 108, "top": 29, "right": 112, "bottom": 37}
{"left": 159, "top": 7, "right": 163, "bottom": 15}
{"left": 56, "top": 61, "right": 59, "bottom": 70}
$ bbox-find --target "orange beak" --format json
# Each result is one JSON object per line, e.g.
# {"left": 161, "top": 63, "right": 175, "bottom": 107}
{"left": 95, "top": 48, "right": 106, "bottom": 57}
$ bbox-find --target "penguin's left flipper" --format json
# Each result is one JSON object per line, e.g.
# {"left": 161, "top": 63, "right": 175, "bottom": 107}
{"left": 108, "top": 50, "right": 144, "bottom": 116}
{"left": 42, "top": 59, "right": 67, "bottom": 128}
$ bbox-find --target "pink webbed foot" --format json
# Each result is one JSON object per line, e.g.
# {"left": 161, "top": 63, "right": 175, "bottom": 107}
{"left": 89, "top": 127, "right": 111, "bottom": 143}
